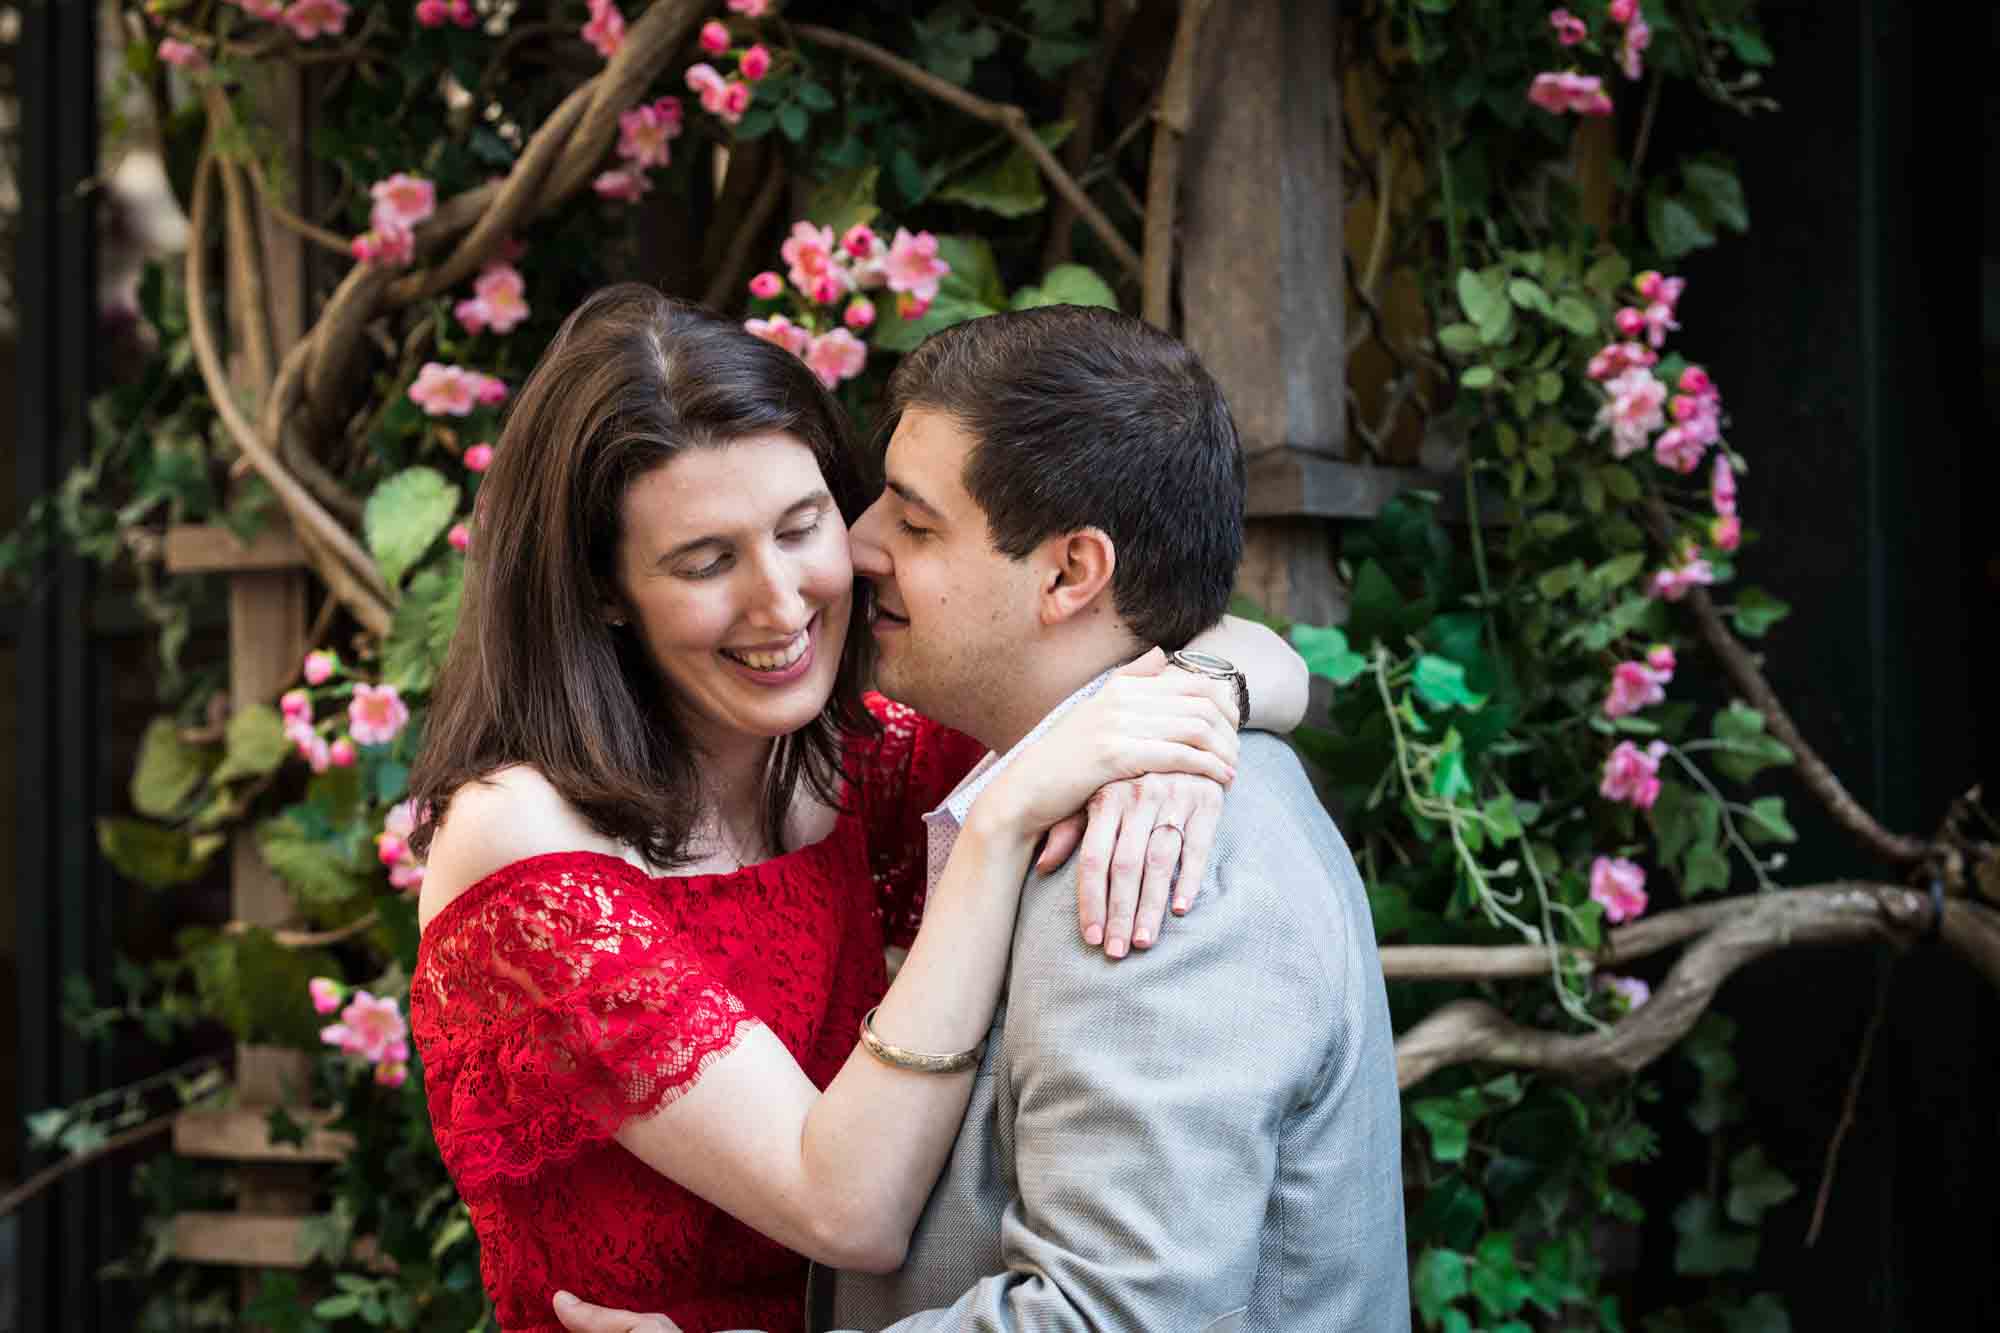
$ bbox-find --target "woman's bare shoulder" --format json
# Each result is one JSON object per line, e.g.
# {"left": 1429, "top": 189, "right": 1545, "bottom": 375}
{"left": 417, "top": 765, "right": 627, "bottom": 930}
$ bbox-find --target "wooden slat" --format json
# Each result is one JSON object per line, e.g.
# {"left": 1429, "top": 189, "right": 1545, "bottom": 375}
{"left": 1246, "top": 450, "right": 1501, "bottom": 524}
{"left": 164, "top": 523, "right": 308, "bottom": 574}
{"left": 168, "top": 1213, "right": 321, "bottom": 1269}
{"left": 173, "top": 1108, "right": 355, "bottom": 1164}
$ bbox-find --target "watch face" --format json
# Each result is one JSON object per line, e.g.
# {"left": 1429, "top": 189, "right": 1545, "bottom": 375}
{"left": 1173, "top": 648, "right": 1237, "bottom": 677}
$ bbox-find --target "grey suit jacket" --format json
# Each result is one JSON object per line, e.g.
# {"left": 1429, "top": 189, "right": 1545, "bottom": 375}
{"left": 815, "top": 733, "right": 1409, "bottom": 1333}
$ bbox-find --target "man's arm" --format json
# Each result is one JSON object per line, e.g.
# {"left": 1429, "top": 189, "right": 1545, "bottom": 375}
{"left": 866, "top": 838, "right": 1335, "bottom": 1332}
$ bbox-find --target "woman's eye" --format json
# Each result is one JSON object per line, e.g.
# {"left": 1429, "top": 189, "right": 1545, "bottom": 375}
{"left": 779, "top": 517, "right": 822, "bottom": 543}
{"left": 682, "top": 554, "right": 731, "bottom": 579}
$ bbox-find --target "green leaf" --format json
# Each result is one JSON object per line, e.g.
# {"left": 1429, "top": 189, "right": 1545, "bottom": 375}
{"left": 1584, "top": 254, "right": 1631, "bottom": 296}
{"left": 937, "top": 142, "right": 1047, "bottom": 218}
{"left": 1721, "top": 1293, "right": 1792, "bottom": 1333}
{"left": 1682, "top": 841, "right": 1732, "bottom": 897}
{"left": 1432, "top": 743, "right": 1472, "bottom": 802}
{"left": 1413, "top": 1248, "right": 1469, "bottom": 1326}
{"left": 179, "top": 925, "right": 338, "bottom": 1047}
{"left": 1469, "top": 1231, "right": 1532, "bottom": 1319}
{"left": 98, "top": 817, "right": 224, "bottom": 888}
{"left": 364, "top": 467, "right": 461, "bottom": 588}
{"left": 776, "top": 101, "right": 809, "bottom": 142}
{"left": 1456, "top": 269, "right": 1505, "bottom": 330}
{"left": 131, "top": 716, "right": 212, "bottom": 818}
{"left": 1551, "top": 296, "right": 1598, "bottom": 336}
{"left": 1506, "top": 278, "right": 1550, "bottom": 313}
{"left": 256, "top": 815, "right": 374, "bottom": 907}
{"left": 212, "top": 704, "right": 290, "bottom": 786}
{"left": 1413, "top": 1097, "right": 1476, "bottom": 1163}
{"left": 1710, "top": 702, "right": 1795, "bottom": 781}
{"left": 804, "top": 165, "right": 880, "bottom": 234}
{"left": 1598, "top": 463, "right": 1641, "bottom": 502}
{"left": 1413, "top": 655, "right": 1488, "bottom": 711}
{"left": 869, "top": 291, "right": 999, "bottom": 354}
{"left": 1731, "top": 586, "right": 1791, "bottom": 637}
{"left": 1684, "top": 160, "right": 1750, "bottom": 232}
{"left": 937, "top": 234, "right": 1008, "bottom": 309}
{"left": 1743, "top": 796, "right": 1797, "bottom": 844}
{"left": 1437, "top": 323, "right": 1483, "bottom": 355}
{"left": 1460, "top": 366, "right": 1496, "bottom": 390}
{"left": 383, "top": 561, "right": 463, "bottom": 693}
{"left": 1648, "top": 187, "right": 1718, "bottom": 259}
{"left": 1673, "top": 1195, "right": 1759, "bottom": 1275}
{"left": 1291, "top": 624, "right": 1368, "bottom": 685}
{"left": 1726, "top": 1145, "right": 1797, "bottom": 1225}
{"left": 1009, "top": 263, "right": 1116, "bottom": 311}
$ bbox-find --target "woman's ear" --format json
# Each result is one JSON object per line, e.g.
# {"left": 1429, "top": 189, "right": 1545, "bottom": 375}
{"left": 1037, "top": 527, "right": 1116, "bottom": 626}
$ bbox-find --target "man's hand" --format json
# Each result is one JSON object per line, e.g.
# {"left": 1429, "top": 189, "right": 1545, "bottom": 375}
{"left": 551, "top": 1291, "right": 688, "bottom": 1333}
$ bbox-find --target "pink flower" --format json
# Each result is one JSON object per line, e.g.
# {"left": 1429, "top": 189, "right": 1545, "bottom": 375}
{"left": 458, "top": 264, "right": 529, "bottom": 334}
{"left": 415, "top": 0, "right": 450, "bottom": 27}
{"left": 370, "top": 174, "right": 436, "bottom": 232}
{"left": 463, "top": 442, "right": 494, "bottom": 472}
{"left": 740, "top": 44, "right": 772, "bottom": 81}
{"left": 348, "top": 683, "right": 410, "bottom": 746}
{"left": 1527, "top": 70, "right": 1612, "bottom": 116}
{"left": 1646, "top": 643, "right": 1676, "bottom": 674}
{"left": 320, "top": 990, "right": 407, "bottom": 1063}
{"left": 230, "top": 0, "right": 287, "bottom": 18}
{"left": 1681, "top": 364, "right": 1714, "bottom": 397}
{"left": 896, "top": 291, "right": 933, "bottom": 321}
{"left": 1619, "top": 15, "right": 1652, "bottom": 80}
{"left": 1598, "top": 367, "right": 1667, "bottom": 458}
{"left": 582, "top": 0, "right": 625, "bottom": 59}
{"left": 389, "top": 863, "right": 425, "bottom": 891}
{"left": 1600, "top": 740, "right": 1667, "bottom": 810}
{"left": 1710, "top": 454, "right": 1737, "bottom": 516}
{"left": 748, "top": 270, "right": 784, "bottom": 299}
{"left": 1609, "top": 0, "right": 1638, "bottom": 21}
{"left": 844, "top": 297, "right": 876, "bottom": 330}
{"left": 448, "top": 522, "right": 471, "bottom": 552}
{"left": 699, "top": 20, "right": 732, "bottom": 55}
{"left": 158, "top": 38, "right": 206, "bottom": 70}
{"left": 374, "top": 1060, "right": 410, "bottom": 1088}
{"left": 1649, "top": 550, "right": 1716, "bottom": 601}
{"left": 408, "top": 362, "right": 479, "bottom": 416}
{"left": 617, "top": 98, "right": 684, "bottom": 170}
{"left": 593, "top": 169, "right": 651, "bottom": 203}
{"left": 377, "top": 831, "right": 409, "bottom": 867}
{"left": 685, "top": 62, "right": 730, "bottom": 117}
{"left": 1635, "top": 269, "right": 1663, "bottom": 301}
{"left": 303, "top": 732, "right": 332, "bottom": 773}
{"left": 1614, "top": 306, "right": 1647, "bottom": 338}
{"left": 780, "top": 220, "right": 841, "bottom": 297}
{"left": 473, "top": 371, "right": 509, "bottom": 406}
{"left": 1549, "top": 9, "right": 1587, "bottom": 45}
{"left": 804, "top": 329, "right": 867, "bottom": 389}
{"left": 281, "top": 688, "right": 312, "bottom": 723}
{"left": 727, "top": 0, "right": 770, "bottom": 14}
{"left": 720, "top": 80, "right": 753, "bottom": 123}
{"left": 303, "top": 650, "right": 338, "bottom": 685}
{"left": 384, "top": 799, "right": 420, "bottom": 842}
{"left": 1590, "top": 855, "right": 1649, "bottom": 923}
{"left": 309, "top": 977, "right": 343, "bottom": 1015}
{"left": 1602, "top": 660, "right": 1668, "bottom": 718}
{"left": 1710, "top": 514, "right": 1741, "bottom": 552}
{"left": 810, "top": 274, "right": 846, "bottom": 306}
{"left": 1599, "top": 973, "right": 1651, "bottom": 1012}
{"left": 842, "top": 223, "right": 881, "bottom": 260}
{"left": 744, "top": 313, "right": 811, "bottom": 358}
{"left": 352, "top": 220, "right": 415, "bottom": 267}
{"left": 1641, "top": 298, "right": 1678, "bottom": 348}
{"left": 1652, "top": 425, "right": 1707, "bottom": 474}
{"left": 884, "top": 229, "right": 950, "bottom": 301}
{"left": 281, "top": 0, "right": 349, "bottom": 41}
{"left": 329, "top": 737, "right": 357, "bottom": 767}
{"left": 1587, "top": 341, "right": 1657, "bottom": 381}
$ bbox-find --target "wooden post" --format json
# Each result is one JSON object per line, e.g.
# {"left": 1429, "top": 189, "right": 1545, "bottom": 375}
{"left": 1179, "top": 0, "right": 1346, "bottom": 627}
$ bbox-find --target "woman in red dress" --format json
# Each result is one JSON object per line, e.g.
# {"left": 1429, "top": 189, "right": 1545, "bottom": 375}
{"left": 405, "top": 286, "right": 1302, "bottom": 1333}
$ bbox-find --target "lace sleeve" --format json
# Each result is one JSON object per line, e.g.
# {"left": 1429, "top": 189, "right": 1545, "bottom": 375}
{"left": 410, "top": 852, "right": 760, "bottom": 1193}
{"left": 852, "top": 692, "right": 989, "bottom": 948}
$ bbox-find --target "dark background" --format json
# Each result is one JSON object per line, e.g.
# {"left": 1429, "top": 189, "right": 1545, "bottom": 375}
{"left": 6, "top": 0, "right": 1995, "bottom": 1328}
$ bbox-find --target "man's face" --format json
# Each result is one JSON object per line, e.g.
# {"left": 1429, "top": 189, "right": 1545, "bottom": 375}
{"left": 848, "top": 407, "right": 1044, "bottom": 736}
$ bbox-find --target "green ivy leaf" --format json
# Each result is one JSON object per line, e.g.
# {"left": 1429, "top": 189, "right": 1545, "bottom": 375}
{"left": 212, "top": 703, "right": 290, "bottom": 786}
{"left": 937, "top": 143, "right": 1047, "bottom": 218}
{"left": 1673, "top": 1195, "right": 1760, "bottom": 1275}
{"left": 131, "top": 716, "right": 213, "bottom": 818}
{"left": 1413, "top": 655, "right": 1488, "bottom": 711}
{"left": 179, "top": 925, "right": 337, "bottom": 1047}
{"left": 805, "top": 165, "right": 880, "bottom": 234}
{"left": 1682, "top": 840, "right": 1732, "bottom": 897}
{"left": 383, "top": 562, "right": 463, "bottom": 693}
{"left": 97, "top": 816, "right": 224, "bottom": 888}
{"left": 1648, "top": 186, "right": 1718, "bottom": 259}
{"left": 256, "top": 815, "right": 375, "bottom": 907}
{"left": 1684, "top": 160, "right": 1751, "bottom": 232}
{"left": 364, "top": 467, "right": 461, "bottom": 588}
{"left": 1725, "top": 1145, "right": 1798, "bottom": 1225}
{"left": 776, "top": 102, "right": 809, "bottom": 142}
{"left": 1290, "top": 624, "right": 1368, "bottom": 685}
{"left": 1731, "top": 586, "right": 1791, "bottom": 637}
{"left": 870, "top": 291, "right": 999, "bottom": 353}
{"left": 1413, "top": 1248, "right": 1469, "bottom": 1326}
{"left": 1743, "top": 796, "right": 1797, "bottom": 844}
{"left": 1010, "top": 263, "right": 1117, "bottom": 311}
{"left": 1551, "top": 295, "right": 1598, "bottom": 336}
{"left": 1469, "top": 1231, "right": 1533, "bottom": 1319}
{"left": 1710, "top": 702, "right": 1796, "bottom": 781}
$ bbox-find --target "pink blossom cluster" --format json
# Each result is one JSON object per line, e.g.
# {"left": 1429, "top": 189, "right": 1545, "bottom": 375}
{"left": 742, "top": 221, "right": 952, "bottom": 389}
{"left": 376, "top": 799, "right": 426, "bottom": 892}
{"left": 1614, "top": 269, "right": 1685, "bottom": 349}
{"left": 594, "top": 97, "right": 685, "bottom": 204}
{"left": 1709, "top": 453, "right": 1740, "bottom": 552}
{"left": 1613, "top": 1, "right": 1652, "bottom": 81}
{"left": 157, "top": 38, "right": 206, "bottom": 71}
{"left": 228, "top": 0, "right": 350, "bottom": 42}
{"left": 415, "top": 0, "right": 476, "bottom": 28}
{"left": 1590, "top": 854, "right": 1649, "bottom": 923}
{"left": 583, "top": 0, "right": 625, "bottom": 59}
{"left": 1601, "top": 643, "right": 1675, "bottom": 718}
{"left": 409, "top": 361, "right": 508, "bottom": 416}
{"left": 349, "top": 682, "right": 411, "bottom": 747}
{"left": 281, "top": 685, "right": 356, "bottom": 773}
{"left": 317, "top": 984, "right": 410, "bottom": 1087}
{"left": 728, "top": 0, "right": 772, "bottom": 15}
{"left": 1649, "top": 542, "right": 1716, "bottom": 601}
{"left": 685, "top": 62, "right": 754, "bottom": 127}
{"left": 1593, "top": 275, "right": 1735, "bottom": 481}
{"left": 1530, "top": 1, "right": 1650, "bottom": 113}
{"left": 456, "top": 263, "right": 531, "bottom": 335}
{"left": 351, "top": 173, "right": 436, "bottom": 267}
{"left": 1527, "top": 71, "right": 1612, "bottom": 117}
{"left": 1600, "top": 739, "right": 1666, "bottom": 810}
{"left": 1548, "top": 9, "right": 1587, "bottom": 46}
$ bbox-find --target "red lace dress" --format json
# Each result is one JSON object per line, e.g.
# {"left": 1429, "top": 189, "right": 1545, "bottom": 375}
{"left": 409, "top": 695, "right": 987, "bottom": 1333}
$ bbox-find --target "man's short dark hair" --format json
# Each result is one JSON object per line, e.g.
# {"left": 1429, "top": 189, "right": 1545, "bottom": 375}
{"left": 881, "top": 304, "right": 1246, "bottom": 649}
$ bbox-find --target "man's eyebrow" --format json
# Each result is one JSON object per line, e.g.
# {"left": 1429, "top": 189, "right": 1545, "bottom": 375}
{"left": 885, "top": 479, "right": 943, "bottom": 519}
{"left": 655, "top": 489, "right": 832, "bottom": 565}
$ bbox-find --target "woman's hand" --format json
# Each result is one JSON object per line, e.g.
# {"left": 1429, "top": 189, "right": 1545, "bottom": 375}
{"left": 1036, "top": 772, "right": 1225, "bottom": 957}
{"left": 971, "top": 648, "right": 1238, "bottom": 839}
{"left": 551, "top": 1292, "right": 685, "bottom": 1333}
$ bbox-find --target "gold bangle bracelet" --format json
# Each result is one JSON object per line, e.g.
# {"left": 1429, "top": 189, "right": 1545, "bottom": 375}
{"left": 858, "top": 1006, "right": 984, "bottom": 1075}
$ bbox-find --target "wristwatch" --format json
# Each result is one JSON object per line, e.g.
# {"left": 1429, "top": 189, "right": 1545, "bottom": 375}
{"left": 1168, "top": 648, "right": 1249, "bottom": 730}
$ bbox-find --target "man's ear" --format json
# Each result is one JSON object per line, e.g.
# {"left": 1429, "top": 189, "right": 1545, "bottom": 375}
{"left": 1037, "top": 527, "right": 1116, "bottom": 626}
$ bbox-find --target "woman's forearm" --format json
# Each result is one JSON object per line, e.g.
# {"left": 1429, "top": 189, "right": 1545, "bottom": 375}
{"left": 1188, "top": 614, "right": 1310, "bottom": 731}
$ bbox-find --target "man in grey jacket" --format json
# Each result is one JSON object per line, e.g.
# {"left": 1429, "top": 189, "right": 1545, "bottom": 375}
{"left": 555, "top": 305, "right": 1407, "bottom": 1332}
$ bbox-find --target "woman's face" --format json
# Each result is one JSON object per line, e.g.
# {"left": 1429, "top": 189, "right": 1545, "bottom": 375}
{"left": 614, "top": 433, "right": 853, "bottom": 751}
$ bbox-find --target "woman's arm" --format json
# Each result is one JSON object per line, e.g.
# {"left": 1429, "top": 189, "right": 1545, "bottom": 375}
{"left": 1186, "top": 613, "right": 1310, "bottom": 732}
{"left": 613, "top": 652, "right": 1239, "bottom": 1272}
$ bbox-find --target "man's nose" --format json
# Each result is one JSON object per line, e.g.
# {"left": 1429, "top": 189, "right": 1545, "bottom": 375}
{"left": 849, "top": 496, "right": 893, "bottom": 577}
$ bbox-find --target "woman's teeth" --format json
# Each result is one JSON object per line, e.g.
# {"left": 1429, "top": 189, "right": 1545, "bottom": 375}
{"left": 723, "top": 630, "right": 808, "bottom": 672}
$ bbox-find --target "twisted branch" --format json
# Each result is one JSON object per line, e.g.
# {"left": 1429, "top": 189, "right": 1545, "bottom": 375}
{"left": 792, "top": 23, "right": 1142, "bottom": 280}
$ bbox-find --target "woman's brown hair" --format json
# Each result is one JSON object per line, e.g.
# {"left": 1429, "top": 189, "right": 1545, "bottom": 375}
{"left": 407, "top": 284, "right": 875, "bottom": 866}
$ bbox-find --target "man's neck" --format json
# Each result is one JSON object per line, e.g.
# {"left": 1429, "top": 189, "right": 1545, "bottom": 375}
{"left": 978, "top": 639, "right": 1143, "bottom": 756}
